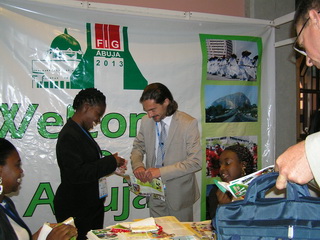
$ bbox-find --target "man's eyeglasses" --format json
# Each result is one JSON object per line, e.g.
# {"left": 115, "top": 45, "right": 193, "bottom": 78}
{"left": 293, "top": 11, "right": 320, "bottom": 56}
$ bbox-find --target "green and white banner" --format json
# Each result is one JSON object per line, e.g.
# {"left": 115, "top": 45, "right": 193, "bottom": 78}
{"left": 0, "top": 0, "right": 275, "bottom": 232}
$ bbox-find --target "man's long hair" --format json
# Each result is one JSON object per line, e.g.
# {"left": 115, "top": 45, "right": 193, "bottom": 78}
{"left": 140, "top": 82, "right": 178, "bottom": 116}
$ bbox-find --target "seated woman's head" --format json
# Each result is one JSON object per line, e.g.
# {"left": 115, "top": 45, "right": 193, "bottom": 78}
{"left": 0, "top": 138, "right": 23, "bottom": 196}
{"left": 219, "top": 144, "right": 254, "bottom": 183}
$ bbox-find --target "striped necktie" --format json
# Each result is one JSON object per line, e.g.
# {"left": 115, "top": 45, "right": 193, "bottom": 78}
{"left": 155, "top": 121, "right": 167, "bottom": 168}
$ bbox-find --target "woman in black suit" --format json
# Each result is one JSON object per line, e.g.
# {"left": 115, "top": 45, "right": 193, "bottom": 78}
{"left": 54, "top": 88, "right": 125, "bottom": 240}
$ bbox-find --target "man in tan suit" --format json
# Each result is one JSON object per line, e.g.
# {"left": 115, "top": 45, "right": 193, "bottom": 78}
{"left": 130, "top": 82, "right": 202, "bottom": 221}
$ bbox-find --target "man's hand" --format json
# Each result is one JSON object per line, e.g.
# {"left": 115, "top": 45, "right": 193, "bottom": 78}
{"left": 275, "top": 140, "right": 313, "bottom": 189}
{"left": 145, "top": 168, "right": 161, "bottom": 182}
{"left": 133, "top": 166, "right": 148, "bottom": 182}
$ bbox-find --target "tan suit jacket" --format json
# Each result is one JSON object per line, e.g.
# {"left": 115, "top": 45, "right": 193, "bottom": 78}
{"left": 131, "top": 110, "right": 202, "bottom": 211}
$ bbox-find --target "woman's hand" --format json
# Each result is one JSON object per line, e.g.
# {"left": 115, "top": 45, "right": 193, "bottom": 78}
{"left": 216, "top": 189, "right": 232, "bottom": 205}
{"left": 46, "top": 224, "right": 78, "bottom": 240}
{"left": 113, "top": 152, "right": 126, "bottom": 167}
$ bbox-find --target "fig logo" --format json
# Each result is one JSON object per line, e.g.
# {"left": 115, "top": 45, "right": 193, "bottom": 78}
{"left": 32, "top": 23, "right": 147, "bottom": 90}
{"left": 95, "top": 24, "right": 121, "bottom": 50}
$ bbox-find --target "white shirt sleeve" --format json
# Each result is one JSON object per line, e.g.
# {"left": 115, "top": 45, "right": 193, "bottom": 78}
{"left": 305, "top": 132, "right": 320, "bottom": 185}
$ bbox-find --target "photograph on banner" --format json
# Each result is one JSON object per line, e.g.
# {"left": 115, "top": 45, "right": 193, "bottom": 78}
{"left": 205, "top": 39, "right": 259, "bottom": 82}
{"left": 205, "top": 84, "right": 258, "bottom": 123}
{"left": 205, "top": 135, "right": 258, "bottom": 179}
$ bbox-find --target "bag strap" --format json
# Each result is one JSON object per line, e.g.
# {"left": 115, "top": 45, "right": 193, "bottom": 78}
{"left": 245, "top": 172, "right": 310, "bottom": 203}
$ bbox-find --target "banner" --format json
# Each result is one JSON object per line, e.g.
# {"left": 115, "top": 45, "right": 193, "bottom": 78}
{"left": 0, "top": 0, "right": 275, "bottom": 232}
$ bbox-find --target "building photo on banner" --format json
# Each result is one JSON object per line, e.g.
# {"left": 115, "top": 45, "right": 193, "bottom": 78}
{"left": 0, "top": 0, "right": 275, "bottom": 234}
{"left": 200, "top": 34, "right": 262, "bottom": 219}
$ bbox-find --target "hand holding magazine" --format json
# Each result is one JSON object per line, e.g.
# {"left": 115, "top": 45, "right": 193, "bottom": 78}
{"left": 214, "top": 165, "right": 274, "bottom": 199}
{"left": 123, "top": 175, "right": 165, "bottom": 200}
{"left": 114, "top": 159, "right": 128, "bottom": 176}
{"left": 37, "top": 217, "right": 76, "bottom": 240}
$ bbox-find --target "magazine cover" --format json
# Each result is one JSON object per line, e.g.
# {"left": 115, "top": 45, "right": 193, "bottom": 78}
{"left": 123, "top": 175, "right": 165, "bottom": 199}
{"left": 214, "top": 165, "right": 274, "bottom": 198}
{"left": 87, "top": 228, "right": 118, "bottom": 240}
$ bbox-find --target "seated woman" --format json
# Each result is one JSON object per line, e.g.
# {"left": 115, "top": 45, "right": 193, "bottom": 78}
{"left": 207, "top": 144, "right": 254, "bottom": 220}
{"left": 0, "top": 138, "right": 78, "bottom": 240}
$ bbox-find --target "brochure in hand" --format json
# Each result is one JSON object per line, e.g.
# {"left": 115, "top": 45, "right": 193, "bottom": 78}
{"left": 123, "top": 175, "right": 165, "bottom": 200}
{"left": 214, "top": 165, "right": 274, "bottom": 199}
{"left": 114, "top": 160, "right": 128, "bottom": 176}
{"left": 38, "top": 217, "right": 76, "bottom": 240}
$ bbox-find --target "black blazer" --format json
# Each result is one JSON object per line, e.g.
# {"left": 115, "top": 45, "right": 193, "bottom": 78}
{"left": 0, "top": 196, "right": 32, "bottom": 240}
{"left": 54, "top": 118, "right": 117, "bottom": 225}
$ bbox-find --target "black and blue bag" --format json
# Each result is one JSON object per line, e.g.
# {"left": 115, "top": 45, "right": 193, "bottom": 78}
{"left": 213, "top": 172, "right": 320, "bottom": 240}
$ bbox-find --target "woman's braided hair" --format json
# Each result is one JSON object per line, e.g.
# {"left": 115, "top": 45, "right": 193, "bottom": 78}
{"left": 223, "top": 144, "right": 254, "bottom": 175}
{"left": 72, "top": 88, "right": 106, "bottom": 110}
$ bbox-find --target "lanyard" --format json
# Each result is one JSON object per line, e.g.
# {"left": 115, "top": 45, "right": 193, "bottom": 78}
{"left": 0, "top": 200, "right": 29, "bottom": 231}
{"left": 77, "top": 124, "right": 102, "bottom": 158}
